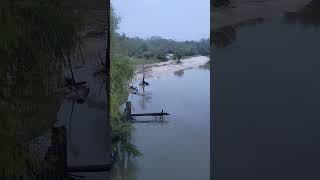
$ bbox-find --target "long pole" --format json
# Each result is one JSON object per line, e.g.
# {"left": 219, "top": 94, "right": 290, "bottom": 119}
{"left": 106, "top": 0, "right": 111, "bottom": 121}
{"left": 106, "top": 1, "right": 110, "bottom": 73}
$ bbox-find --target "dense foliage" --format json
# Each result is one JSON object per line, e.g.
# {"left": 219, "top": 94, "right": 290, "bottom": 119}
{"left": 110, "top": 55, "right": 134, "bottom": 120}
{"left": 109, "top": 6, "right": 140, "bottom": 157}
{"left": 112, "top": 34, "right": 210, "bottom": 61}
{"left": 0, "top": 0, "right": 84, "bottom": 179}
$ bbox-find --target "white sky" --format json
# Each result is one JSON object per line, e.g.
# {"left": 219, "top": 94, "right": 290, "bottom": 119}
{"left": 112, "top": 0, "right": 210, "bottom": 41}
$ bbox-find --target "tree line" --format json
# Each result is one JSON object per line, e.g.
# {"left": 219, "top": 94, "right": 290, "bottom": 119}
{"left": 112, "top": 34, "right": 210, "bottom": 61}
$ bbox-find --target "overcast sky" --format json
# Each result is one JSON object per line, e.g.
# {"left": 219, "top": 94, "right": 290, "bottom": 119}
{"left": 112, "top": 0, "right": 210, "bottom": 41}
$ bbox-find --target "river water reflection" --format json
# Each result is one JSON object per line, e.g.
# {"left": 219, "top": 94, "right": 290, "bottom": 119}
{"left": 111, "top": 67, "right": 210, "bottom": 180}
{"left": 213, "top": 2, "right": 320, "bottom": 179}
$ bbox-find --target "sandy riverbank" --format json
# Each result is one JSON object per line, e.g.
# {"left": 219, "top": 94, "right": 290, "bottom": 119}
{"left": 133, "top": 56, "right": 210, "bottom": 82}
{"left": 212, "top": 0, "right": 312, "bottom": 30}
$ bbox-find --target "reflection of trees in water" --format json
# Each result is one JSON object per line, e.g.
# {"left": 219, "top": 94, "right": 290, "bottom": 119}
{"left": 110, "top": 148, "right": 140, "bottom": 180}
{"left": 212, "top": 18, "right": 264, "bottom": 48}
{"left": 213, "top": 26, "right": 237, "bottom": 48}
{"left": 284, "top": 0, "right": 320, "bottom": 27}
{"left": 137, "top": 85, "right": 152, "bottom": 110}
{"left": 199, "top": 61, "right": 211, "bottom": 70}
{"left": 174, "top": 69, "right": 185, "bottom": 77}
{"left": 110, "top": 128, "right": 141, "bottom": 180}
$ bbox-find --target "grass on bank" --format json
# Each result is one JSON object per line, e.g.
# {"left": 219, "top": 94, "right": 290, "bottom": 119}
{"left": 110, "top": 54, "right": 142, "bottom": 157}
{"left": 0, "top": 0, "right": 90, "bottom": 179}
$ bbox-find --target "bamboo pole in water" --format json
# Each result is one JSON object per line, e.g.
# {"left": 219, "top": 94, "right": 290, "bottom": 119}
{"left": 67, "top": 164, "right": 113, "bottom": 173}
{"left": 131, "top": 112, "right": 170, "bottom": 117}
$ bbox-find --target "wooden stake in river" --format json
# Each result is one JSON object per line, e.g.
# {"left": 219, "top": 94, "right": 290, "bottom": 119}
{"left": 131, "top": 111, "right": 170, "bottom": 117}
{"left": 124, "top": 101, "right": 170, "bottom": 122}
{"left": 140, "top": 59, "right": 151, "bottom": 86}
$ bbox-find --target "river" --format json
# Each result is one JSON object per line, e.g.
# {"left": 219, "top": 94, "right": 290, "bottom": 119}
{"left": 213, "top": 2, "right": 320, "bottom": 179}
{"left": 111, "top": 56, "right": 210, "bottom": 180}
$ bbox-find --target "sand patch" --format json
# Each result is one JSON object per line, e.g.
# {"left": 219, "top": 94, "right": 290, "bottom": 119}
{"left": 133, "top": 56, "right": 210, "bottom": 82}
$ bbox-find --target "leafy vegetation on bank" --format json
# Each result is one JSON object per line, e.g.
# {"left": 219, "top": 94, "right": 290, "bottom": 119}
{"left": 112, "top": 34, "right": 210, "bottom": 62}
{"left": 109, "top": 6, "right": 140, "bottom": 157}
{"left": 110, "top": 55, "right": 134, "bottom": 120}
{"left": 0, "top": 0, "right": 84, "bottom": 179}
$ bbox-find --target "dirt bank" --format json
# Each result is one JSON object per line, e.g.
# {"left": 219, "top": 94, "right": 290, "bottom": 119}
{"left": 133, "top": 56, "right": 210, "bottom": 82}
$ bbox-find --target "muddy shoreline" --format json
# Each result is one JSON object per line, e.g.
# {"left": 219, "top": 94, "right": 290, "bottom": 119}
{"left": 133, "top": 56, "right": 210, "bottom": 82}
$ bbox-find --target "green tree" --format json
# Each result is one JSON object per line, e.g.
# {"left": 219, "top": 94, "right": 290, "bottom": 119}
{"left": 173, "top": 52, "right": 183, "bottom": 64}
{"left": 0, "top": 0, "right": 84, "bottom": 179}
{"left": 110, "top": 4, "right": 141, "bottom": 157}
